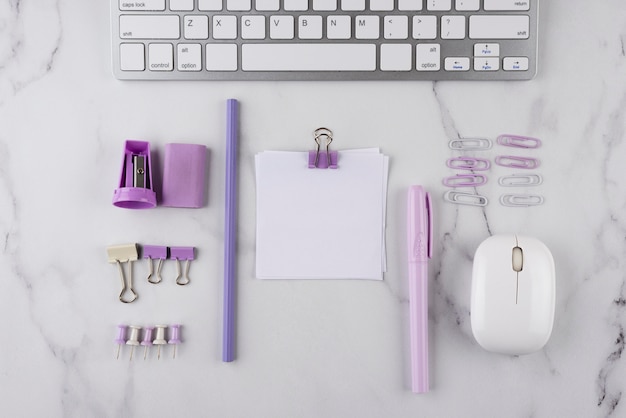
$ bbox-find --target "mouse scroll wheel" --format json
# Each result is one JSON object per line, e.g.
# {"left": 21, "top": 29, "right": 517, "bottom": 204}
{"left": 512, "top": 246, "right": 523, "bottom": 272}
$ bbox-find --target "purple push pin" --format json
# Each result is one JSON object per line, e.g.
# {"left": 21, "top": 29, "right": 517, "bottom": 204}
{"left": 141, "top": 326, "right": 154, "bottom": 360}
{"left": 168, "top": 325, "right": 182, "bottom": 359}
{"left": 114, "top": 325, "right": 127, "bottom": 360}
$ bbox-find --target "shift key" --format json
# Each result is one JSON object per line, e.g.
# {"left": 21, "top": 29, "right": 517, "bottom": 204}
{"left": 469, "top": 15, "right": 529, "bottom": 39}
{"left": 120, "top": 15, "right": 180, "bottom": 39}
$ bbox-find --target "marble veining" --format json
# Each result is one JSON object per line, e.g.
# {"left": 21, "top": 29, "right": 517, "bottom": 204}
{"left": 1, "top": 1, "right": 626, "bottom": 417}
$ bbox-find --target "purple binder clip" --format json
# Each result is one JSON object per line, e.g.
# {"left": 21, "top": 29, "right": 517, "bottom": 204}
{"left": 308, "top": 127, "right": 338, "bottom": 169}
{"left": 170, "top": 247, "right": 195, "bottom": 286}
{"left": 143, "top": 245, "right": 168, "bottom": 284}
{"left": 112, "top": 140, "right": 157, "bottom": 209}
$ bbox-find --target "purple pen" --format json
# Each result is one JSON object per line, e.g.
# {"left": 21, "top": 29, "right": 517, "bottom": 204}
{"left": 223, "top": 99, "right": 238, "bottom": 362}
{"left": 407, "top": 185, "right": 432, "bottom": 393}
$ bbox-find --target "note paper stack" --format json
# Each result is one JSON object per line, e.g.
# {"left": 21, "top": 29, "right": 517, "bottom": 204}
{"left": 255, "top": 148, "right": 389, "bottom": 280}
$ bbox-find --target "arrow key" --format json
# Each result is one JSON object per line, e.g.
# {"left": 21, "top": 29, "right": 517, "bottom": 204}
{"left": 444, "top": 57, "right": 470, "bottom": 71}
{"left": 503, "top": 56, "right": 529, "bottom": 71}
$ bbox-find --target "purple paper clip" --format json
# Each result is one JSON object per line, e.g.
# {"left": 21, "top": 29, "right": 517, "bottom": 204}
{"left": 446, "top": 157, "right": 490, "bottom": 171}
{"left": 443, "top": 174, "right": 487, "bottom": 187}
{"left": 112, "top": 140, "right": 157, "bottom": 209}
{"left": 308, "top": 127, "right": 338, "bottom": 169}
{"left": 497, "top": 134, "right": 542, "bottom": 149}
{"left": 170, "top": 247, "right": 195, "bottom": 286}
{"left": 143, "top": 245, "right": 168, "bottom": 284}
{"left": 495, "top": 156, "right": 540, "bottom": 169}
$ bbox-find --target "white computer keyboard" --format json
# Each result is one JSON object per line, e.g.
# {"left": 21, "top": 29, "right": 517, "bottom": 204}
{"left": 111, "top": 0, "right": 538, "bottom": 80}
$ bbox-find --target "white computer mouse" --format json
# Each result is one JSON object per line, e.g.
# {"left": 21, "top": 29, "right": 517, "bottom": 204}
{"left": 471, "top": 234, "right": 555, "bottom": 355}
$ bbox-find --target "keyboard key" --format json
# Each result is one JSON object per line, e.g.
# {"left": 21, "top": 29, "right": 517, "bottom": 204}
{"left": 313, "top": 0, "right": 337, "bottom": 11}
{"left": 383, "top": 16, "right": 408, "bottom": 39}
{"left": 341, "top": 0, "right": 365, "bottom": 11}
{"left": 120, "top": 43, "right": 145, "bottom": 71}
{"left": 483, "top": 0, "right": 530, "bottom": 11}
{"left": 413, "top": 16, "right": 437, "bottom": 39}
{"left": 327, "top": 15, "right": 351, "bottom": 39}
{"left": 241, "top": 44, "right": 376, "bottom": 71}
{"left": 474, "top": 57, "right": 499, "bottom": 71}
{"left": 444, "top": 57, "right": 470, "bottom": 71}
{"left": 177, "top": 44, "right": 202, "bottom": 71}
{"left": 441, "top": 15, "right": 465, "bottom": 39}
{"left": 213, "top": 15, "right": 238, "bottom": 39}
{"left": 370, "top": 0, "right": 394, "bottom": 11}
{"left": 299, "top": 16, "right": 323, "bottom": 39}
{"left": 199, "top": 0, "right": 223, "bottom": 11}
{"left": 355, "top": 16, "right": 380, "bottom": 39}
{"left": 184, "top": 16, "right": 209, "bottom": 39}
{"left": 455, "top": 0, "right": 479, "bottom": 11}
{"left": 227, "top": 0, "right": 251, "bottom": 11}
{"left": 469, "top": 15, "right": 529, "bottom": 39}
{"left": 119, "top": 0, "right": 165, "bottom": 11}
{"left": 380, "top": 44, "right": 412, "bottom": 71}
{"left": 284, "top": 0, "right": 308, "bottom": 11}
{"left": 427, "top": 0, "right": 451, "bottom": 11}
{"left": 416, "top": 43, "right": 440, "bottom": 71}
{"left": 206, "top": 44, "right": 238, "bottom": 70}
{"left": 170, "top": 0, "right": 194, "bottom": 11}
{"left": 148, "top": 43, "right": 173, "bottom": 71}
{"left": 270, "top": 15, "right": 295, "bottom": 39}
{"left": 255, "top": 0, "right": 279, "bottom": 10}
{"left": 398, "top": 0, "right": 423, "bottom": 11}
{"left": 241, "top": 15, "right": 266, "bottom": 39}
{"left": 119, "top": 15, "right": 180, "bottom": 39}
{"left": 474, "top": 43, "right": 499, "bottom": 57}
{"left": 503, "top": 56, "right": 529, "bottom": 71}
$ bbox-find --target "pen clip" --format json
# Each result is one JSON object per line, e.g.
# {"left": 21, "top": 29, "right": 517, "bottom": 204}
{"left": 426, "top": 192, "right": 433, "bottom": 259}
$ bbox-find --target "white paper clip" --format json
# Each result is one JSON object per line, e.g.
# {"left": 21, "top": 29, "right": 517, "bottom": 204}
{"left": 443, "top": 174, "right": 488, "bottom": 187}
{"left": 498, "top": 174, "right": 543, "bottom": 187}
{"left": 107, "top": 244, "right": 139, "bottom": 303}
{"left": 500, "top": 194, "right": 544, "bottom": 207}
{"left": 446, "top": 157, "right": 491, "bottom": 171}
{"left": 443, "top": 190, "right": 489, "bottom": 207}
{"left": 497, "top": 134, "right": 542, "bottom": 149}
{"left": 448, "top": 138, "right": 492, "bottom": 151}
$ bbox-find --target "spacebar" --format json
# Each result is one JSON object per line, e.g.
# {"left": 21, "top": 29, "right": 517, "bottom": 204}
{"left": 241, "top": 44, "right": 376, "bottom": 71}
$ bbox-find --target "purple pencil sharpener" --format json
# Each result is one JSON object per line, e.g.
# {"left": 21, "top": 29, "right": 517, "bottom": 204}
{"left": 112, "top": 140, "right": 157, "bottom": 209}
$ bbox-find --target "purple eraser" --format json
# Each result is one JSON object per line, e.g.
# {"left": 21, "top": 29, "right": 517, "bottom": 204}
{"left": 161, "top": 143, "right": 208, "bottom": 208}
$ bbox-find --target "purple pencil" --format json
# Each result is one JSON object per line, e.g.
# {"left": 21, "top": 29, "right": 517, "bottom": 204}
{"left": 223, "top": 99, "right": 238, "bottom": 362}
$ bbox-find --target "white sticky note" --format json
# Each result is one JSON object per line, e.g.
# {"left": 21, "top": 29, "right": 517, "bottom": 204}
{"left": 255, "top": 149, "right": 388, "bottom": 280}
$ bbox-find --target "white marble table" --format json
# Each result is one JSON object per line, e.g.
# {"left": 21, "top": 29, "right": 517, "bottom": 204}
{"left": 1, "top": 1, "right": 625, "bottom": 417}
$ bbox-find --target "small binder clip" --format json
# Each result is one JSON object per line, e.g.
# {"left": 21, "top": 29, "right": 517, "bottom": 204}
{"left": 448, "top": 138, "right": 492, "bottom": 151}
{"left": 446, "top": 157, "right": 490, "bottom": 171}
{"left": 308, "top": 127, "right": 338, "bottom": 169}
{"left": 495, "top": 156, "right": 540, "bottom": 169}
{"left": 170, "top": 247, "right": 195, "bottom": 286}
{"left": 112, "top": 140, "right": 157, "bottom": 209}
{"left": 498, "top": 174, "right": 543, "bottom": 187}
{"left": 500, "top": 194, "right": 544, "bottom": 207}
{"left": 497, "top": 134, "right": 542, "bottom": 149}
{"left": 143, "top": 245, "right": 168, "bottom": 284}
{"left": 443, "top": 190, "right": 489, "bottom": 207}
{"left": 443, "top": 174, "right": 487, "bottom": 187}
{"left": 106, "top": 244, "right": 139, "bottom": 303}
